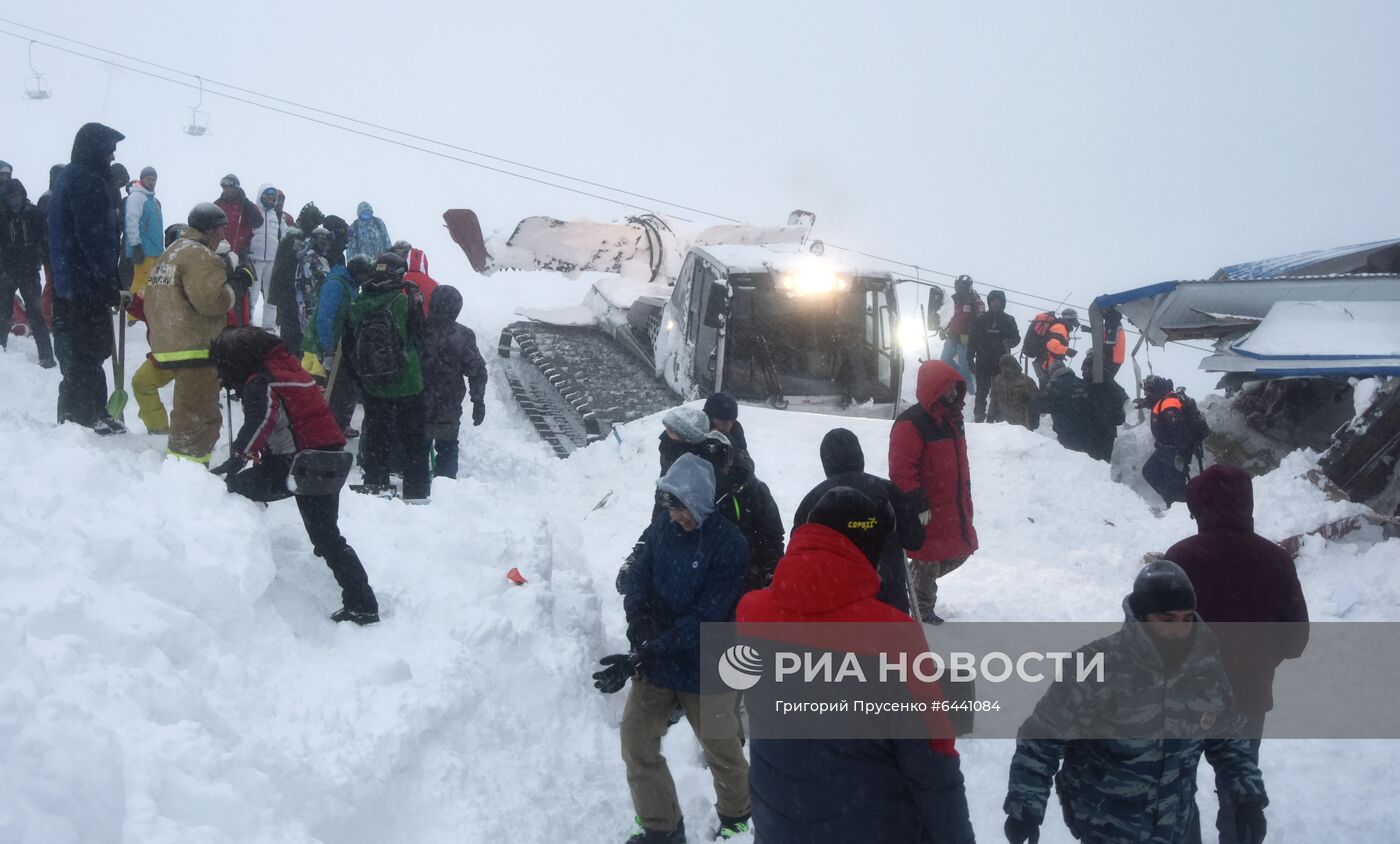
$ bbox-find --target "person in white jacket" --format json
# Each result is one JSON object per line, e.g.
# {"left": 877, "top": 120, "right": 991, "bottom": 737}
{"left": 125, "top": 166, "right": 163, "bottom": 299}
{"left": 248, "top": 183, "right": 295, "bottom": 327}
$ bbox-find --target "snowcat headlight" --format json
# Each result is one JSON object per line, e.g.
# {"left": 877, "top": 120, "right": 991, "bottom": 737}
{"left": 779, "top": 267, "right": 851, "bottom": 295}
{"left": 898, "top": 315, "right": 926, "bottom": 348}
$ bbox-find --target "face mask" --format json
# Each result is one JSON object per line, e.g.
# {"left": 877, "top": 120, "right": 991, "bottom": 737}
{"left": 359, "top": 210, "right": 373, "bottom": 221}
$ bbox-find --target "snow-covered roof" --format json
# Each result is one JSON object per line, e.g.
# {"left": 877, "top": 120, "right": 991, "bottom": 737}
{"left": 1213, "top": 238, "right": 1400, "bottom": 280}
{"left": 1201, "top": 301, "right": 1400, "bottom": 376}
{"left": 695, "top": 243, "right": 886, "bottom": 276}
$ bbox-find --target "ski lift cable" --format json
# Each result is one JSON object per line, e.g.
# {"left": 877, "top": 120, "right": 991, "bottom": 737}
{"left": 0, "top": 16, "right": 743, "bottom": 226}
{"left": 0, "top": 26, "right": 685, "bottom": 219}
{"left": 0, "top": 20, "right": 1078, "bottom": 310}
{"left": 0, "top": 21, "right": 1212, "bottom": 353}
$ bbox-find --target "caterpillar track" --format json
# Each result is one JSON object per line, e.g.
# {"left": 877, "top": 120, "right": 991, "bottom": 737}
{"left": 498, "top": 322, "right": 680, "bottom": 458}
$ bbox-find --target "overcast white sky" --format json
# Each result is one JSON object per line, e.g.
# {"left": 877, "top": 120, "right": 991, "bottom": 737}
{"left": 3, "top": 1, "right": 1397, "bottom": 393}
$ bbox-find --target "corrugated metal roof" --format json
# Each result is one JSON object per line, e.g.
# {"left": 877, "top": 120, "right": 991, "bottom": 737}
{"left": 1213, "top": 238, "right": 1400, "bottom": 280}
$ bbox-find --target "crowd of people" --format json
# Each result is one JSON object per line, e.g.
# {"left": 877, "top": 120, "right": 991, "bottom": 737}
{"left": 594, "top": 361, "right": 1306, "bottom": 843}
{"left": 8, "top": 125, "right": 1304, "bottom": 843}
{"left": 4, "top": 123, "right": 488, "bottom": 624}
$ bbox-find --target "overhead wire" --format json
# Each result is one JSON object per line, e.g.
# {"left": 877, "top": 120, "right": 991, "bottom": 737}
{"left": 2, "top": 20, "right": 1214, "bottom": 354}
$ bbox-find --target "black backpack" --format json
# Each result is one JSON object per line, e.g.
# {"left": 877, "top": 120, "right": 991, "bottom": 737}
{"left": 1179, "top": 391, "right": 1211, "bottom": 445}
{"left": 1023, "top": 312, "right": 1056, "bottom": 358}
{"left": 354, "top": 296, "right": 407, "bottom": 387}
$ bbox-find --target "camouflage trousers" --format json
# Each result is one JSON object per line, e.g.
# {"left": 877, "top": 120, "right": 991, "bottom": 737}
{"left": 909, "top": 557, "right": 968, "bottom": 621}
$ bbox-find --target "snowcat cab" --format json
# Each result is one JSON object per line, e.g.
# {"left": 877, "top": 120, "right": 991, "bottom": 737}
{"left": 444, "top": 209, "right": 903, "bottom": 457}
{"left": 655, "top": 245, "right": 902, "bottom": 413}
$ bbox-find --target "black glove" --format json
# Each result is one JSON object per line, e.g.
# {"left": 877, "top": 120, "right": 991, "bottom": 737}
{"left": 1065, "top": 348, "right": 1079, "bottom": 358}
{"left": 592, "top": 653, "right": 638, "bottom": 694}
{"left": 1234, "top": 801, "right": 1266, "bottom": 844}
{"left": 210, "top": 455, "right": 246, "bottom": 477}
{"left": 472, "top": 400, "right": 486, "bottom": 426}
{"left": 1003, "top": 816, "right": 1040, "bottom": 844}
{"left": 626, "top": 612, "right": 659, "bottom": 653}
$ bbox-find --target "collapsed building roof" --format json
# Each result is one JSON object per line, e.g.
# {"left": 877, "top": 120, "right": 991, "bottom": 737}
{"left": 1091, "top": 238, "right": 1400, "bottom": 377}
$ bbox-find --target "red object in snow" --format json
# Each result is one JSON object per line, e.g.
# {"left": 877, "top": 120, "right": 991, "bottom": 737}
{"left": 505, "top": 567, "right": 527, "bottom": 586}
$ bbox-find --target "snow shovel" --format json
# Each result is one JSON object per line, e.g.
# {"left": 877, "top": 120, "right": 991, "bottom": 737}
{"left": 323, "top": 337, "right": 345, "bottom": 406}
{"left": 105, "top": 303, "right": 128, "bottom": 420}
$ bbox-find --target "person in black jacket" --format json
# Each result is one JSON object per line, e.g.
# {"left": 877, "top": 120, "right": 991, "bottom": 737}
{"left": 0, "top": 180, "right": 55, "bottom": 367}
{"left": 1081, "top": 353, "right": 1128, "bottom": 462}
{"left": 1033, "top": 364, "right": 1099, "bottom": 459}
{"left": 792, "top": 428, "right": 923, "bottom": 613}
{"left": 49, "top": 122, "right": 127, "bottom": 433}
{"left": 323, "top": 214, "right": 350, "bottom": 269}
{"left": 267, "top": 202, "right": 324, "bottom": 352}
{"left": 419, "top": 285, "right": 487, "bottom": 479}
{"left": 967, "top": 289, "right": 1021, "bottom": 423}
{"left": 698, "top": 433, "right": 785, "bottom": 593}
{"left": 703, "top": 390, "right": 748, "bottom": 453}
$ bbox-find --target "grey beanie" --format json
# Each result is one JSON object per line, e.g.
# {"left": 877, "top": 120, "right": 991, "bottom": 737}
{"left": 662, "top": 406, "right": 711, "bottom": 444}
{"left": 139, "top": 166, "right": 157, "bottom": 180}
{"left": 0, "top": 160, "right": 11, "bottom": 175}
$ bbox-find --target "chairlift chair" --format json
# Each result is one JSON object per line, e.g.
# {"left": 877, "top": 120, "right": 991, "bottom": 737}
{"left": 183, "top": 107, "right": 209, "bottom": 136}
{"left": 24, "top": 42, "right": 51, "bottom": 100}
{"left": 183, "top": 76, "right": 210, "bottom": 136}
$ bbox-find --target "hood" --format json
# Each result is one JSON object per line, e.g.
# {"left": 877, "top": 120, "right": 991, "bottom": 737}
{"left": 819, "top": 427, "right": 865, "bottom": 476}
{"left": 71, "top": 123, "right": 124, "bottom": 170}
{"left": 356, "top": 201, "right": 374, "bottom": 219}
{"left": 988, "top": 290, "right": 1006, "bottom": 310}
{"left": 767, "top": 524, "right": 883, "bottom": 614}
{"left": 324, "top": 215, "right": 349, "bottom": 245}
{"left": 1186, "top": 464, "right": 1254, "bottom": 532}
{"left": 360, "top": 277, "right": 405, "bottom": 295}
{"left": 656, "top": 453, "right": 716, "bottom": 523}
{"left": 998, "top": 354, "right": 1019, "bottom": 375}
{"left": 128, "top": 181, "right": 154, "bottom": 199}
{"left": 1047, "top": 364, "right": 1076, "bottom": 384}
{"left": 408, "top": 247, "right": 429, "bottom": 275}
{"left": 914, "top": 360, "right": 965, "bottom": 412}
{"left": 257, "top": 183, "right": 279, "bottom": 208}
{"left": 429, "top": 284, "right": 463, "bottom": 321}
{"left": 296, "top": 203, "right": 324, "bottom": 232}
{"left": 4, "top": 179, "right": 28, "bottom": 204}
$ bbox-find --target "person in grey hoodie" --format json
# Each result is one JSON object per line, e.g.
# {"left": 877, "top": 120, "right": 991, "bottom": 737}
{"left": 248, "top": 183, "right": 295, "bottom": 326}
{"left": 345, "top": 201, "right": 390, "bottom": 261}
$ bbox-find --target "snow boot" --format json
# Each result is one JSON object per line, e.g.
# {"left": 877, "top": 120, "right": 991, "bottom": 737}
{"left": 350, "top": 482, "right": 398, "bottom": 498}
{"left": 331, "top": 607, "right": 380, "bottom": 626}
{"left": 625, "top": 819, "right": 685, "bottom": 844}
{"left": 716, "top": 814, "right": 751, "bottom": 840}
{"left": 325, "top": 546, "right": 379, "bottom": 619}
{"left": 93, "top": 415, "right": 128, "bottom": 437}
{"left": 402, "top": 495, "right": 431, "bottom": 506}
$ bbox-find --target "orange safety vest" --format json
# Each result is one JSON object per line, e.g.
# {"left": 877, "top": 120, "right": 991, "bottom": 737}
{"left": 1105, "top": 326, "right": 1125, "bottom": 365}
{"left": 1153, "top": 395, "right": 1183, "bottom": 416}
{"left": 1045, "top": 323, "right": 1070, "bottom": 357}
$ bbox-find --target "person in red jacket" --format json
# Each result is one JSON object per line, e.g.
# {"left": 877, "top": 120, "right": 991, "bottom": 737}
{"left": 889, "top": 360, "right": 978, "bottom": 624}
{"left": 213, "top": 174, "right": 264, "bottom": 260}
{"left": 388, "top": 241, "right": 439, "bottom": 316}
{"left": 208, "top": 326, "right": 379, "bottom": 625}
{"left": 1165, "top": 464, "right": 1308, "bottom": 844}
{"left": 737, "top": 487, "right": 974, "bottom": 844}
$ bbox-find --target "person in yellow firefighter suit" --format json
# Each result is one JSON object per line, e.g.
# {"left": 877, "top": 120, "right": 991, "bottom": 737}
{"left": 143, "top": 203, "right": 236, "bottom": 463}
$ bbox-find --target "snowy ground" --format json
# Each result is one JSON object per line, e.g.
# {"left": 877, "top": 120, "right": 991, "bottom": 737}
{"left": 1, "top": 293, "right": 1397, "bottom": 843}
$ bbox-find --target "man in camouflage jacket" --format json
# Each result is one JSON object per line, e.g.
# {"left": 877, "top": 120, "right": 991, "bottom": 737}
{"left": 1003, "top": 561, "right": 1269, "bottom": 844}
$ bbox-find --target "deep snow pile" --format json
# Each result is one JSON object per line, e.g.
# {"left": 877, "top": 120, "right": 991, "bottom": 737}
{"left": 1, "top": 303, "right": 1398, "bottom": 843}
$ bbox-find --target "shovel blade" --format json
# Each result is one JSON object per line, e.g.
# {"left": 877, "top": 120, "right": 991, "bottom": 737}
{"left": 106, "top": 388, "right": 128, "bottom": 419}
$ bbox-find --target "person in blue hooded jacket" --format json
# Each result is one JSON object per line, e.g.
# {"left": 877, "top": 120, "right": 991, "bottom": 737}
{"left": 48, "top": 122, "right": 127, "bottom": 433}
{"left": 594, "top": 453, "right": 752, "bottom": 843}
{"left": 345, "top": 201, "right": 390, "bottom": 261}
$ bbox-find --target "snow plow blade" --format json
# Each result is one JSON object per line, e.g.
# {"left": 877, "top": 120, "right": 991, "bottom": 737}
{"left": 443, "top": 209, "right": 490, "bottom": 274}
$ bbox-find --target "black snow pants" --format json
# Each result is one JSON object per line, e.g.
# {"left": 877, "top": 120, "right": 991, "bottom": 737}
{"left": 972, "top": 362, "right": 1000, "bottom": 422}
{"left": 0, "top": 269, "right": 54, "bottom": 361}
{"left": 361, "top": 392, "right": 430, "bottom": 500}
{"left": 226, "top": 452, "right": 378, "bottom": 614}
{"left": 53, "top": 295, "right": 113, "bottom": 426}
{"left": 1142, "top": 445, "right": 1190, "bottom": 506}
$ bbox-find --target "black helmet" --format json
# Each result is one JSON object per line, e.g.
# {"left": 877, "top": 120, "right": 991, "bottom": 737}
{"left": 373, "top": 251, "right": 408, "bottom": 282}
{"left": 1060, "top": 307, "right": 1080, "bottom": 326}
{"left": 954, "top": 274, "right": 974, "bottom": 293}
{"left": 1128, "top": 559, "right": 1196, "bottom": 619}
{"left": 695, "top": 431, "right": 733, "bottom": 473}
{"left": 347, "top": 254, "right": 375, "bottom": 285}
{"left": 1142, "top": 374, "right": 1174, "bottom": 401}
{"left": 187, "top": 202, "right": 228, "bottom": 232}
{"left": 163, "top": 223, "right": 185, "bottom": 247}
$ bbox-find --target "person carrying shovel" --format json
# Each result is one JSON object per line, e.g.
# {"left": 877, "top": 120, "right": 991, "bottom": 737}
{"left": 143, "top": 203, "right": 237, "bottom": 464}
{"left": 303, "top": 253, "right": 372, "bottom": 437}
